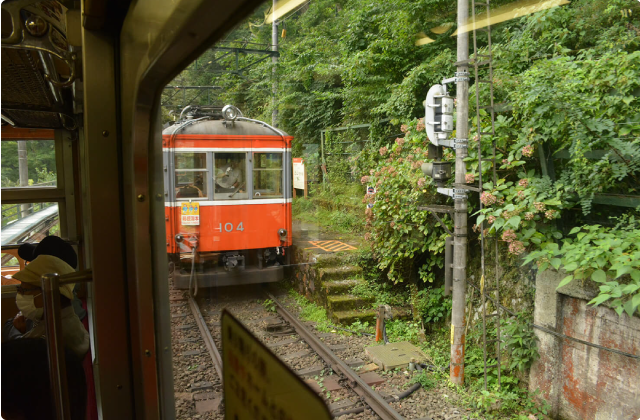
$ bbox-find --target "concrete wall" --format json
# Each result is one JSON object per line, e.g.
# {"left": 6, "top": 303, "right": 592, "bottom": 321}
{"left": 529, "top": 270, "right": 640, "bottom": 420}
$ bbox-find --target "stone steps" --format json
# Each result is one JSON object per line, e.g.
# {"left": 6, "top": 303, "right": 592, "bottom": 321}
{"left": 327, "top": 294, "right": 374, "bottom": 313}
{"left": 322, "top": 279, "right": 363, "bottom": 295}
{"left": 330, "top": 309, "right": 377, "bottom": 325}
{"left": 318, "top": 266, "right": 363, "bottom": 282}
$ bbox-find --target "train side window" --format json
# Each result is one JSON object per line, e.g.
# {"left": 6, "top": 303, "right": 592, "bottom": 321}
{"left": 1, "top": 140, "right": 57, "bottom": 188}
{"left": 213, "top": 153, "right": 248, "bottom": 200}
{"left": 174, "top": 152, "right": 207, "bottom": 200}
{"left": 252, "top": 153, "right": 283, "bottom": 199}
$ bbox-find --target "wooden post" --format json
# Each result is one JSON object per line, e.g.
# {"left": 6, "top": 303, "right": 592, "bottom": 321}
{"left": 303, "top": 163, "right": 308, "bottom": 198}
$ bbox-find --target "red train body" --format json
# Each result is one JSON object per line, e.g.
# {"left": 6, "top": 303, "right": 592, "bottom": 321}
{"left": 163, "top": 109, "right": 292, "bottom": 288}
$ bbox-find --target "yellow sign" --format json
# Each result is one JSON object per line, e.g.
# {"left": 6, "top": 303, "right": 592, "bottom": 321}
{"left": 222, "top": 310, "right": 331, "bottom": 420}
{"left": 181, "top": 202, "right": 199, "bottom": 226}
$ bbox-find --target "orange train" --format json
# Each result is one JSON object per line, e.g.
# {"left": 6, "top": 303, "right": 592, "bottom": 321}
{"left": 163, "top": 106, "right": 292, "bottom": 289}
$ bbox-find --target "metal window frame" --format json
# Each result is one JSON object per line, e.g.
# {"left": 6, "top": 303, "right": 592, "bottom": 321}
{"left": 0, "top": 129, "right": 77, "bottom": 246}
{"left": 115, "top": 0, "right": 267, "bottom": 418}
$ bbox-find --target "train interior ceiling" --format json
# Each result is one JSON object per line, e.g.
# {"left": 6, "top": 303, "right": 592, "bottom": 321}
{"left": 1, "top": 0, "right": 275, "bottom": 418}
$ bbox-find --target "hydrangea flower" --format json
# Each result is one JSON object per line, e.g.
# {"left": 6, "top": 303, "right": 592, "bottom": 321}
{"left": 360, "top": 175, "right": 370, "bottom": 185}
{"left": 417, "top": 177, "right": 426, "bottom": 188}
{"left": 400, "top": 124, "right": 409, "bottom": 133}
{"left": 465, "top": 173, "right": 475, "bottom": 183}
{"left": 481, "top": 192, "right": 497, "bottom": 206}
{"left": 502, "top": 229, "right": 517, "bottom": 242}
{"left": 525, "top": 212, "right": 534, "bottom": 220}
{"left": 395, "top": 138, "right": 405, "bottom": 147}
{"left": 534, "top": 202, "right": 546, "bottom": 212}
{"left": 508, "top": 241, "right": 525, "bottom": 255}
{"left": 379, "top": 146, "right": 388, "bottom": 156}
{"left": 522, "top": 145, "right": 534, "bottom": 157}
{"left": 519, "top": 179, "right": 529, "bottom": 187}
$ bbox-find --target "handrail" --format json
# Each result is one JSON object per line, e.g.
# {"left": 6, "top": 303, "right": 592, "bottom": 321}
{"left": 40, "top": 269, "right": 93, "bottom": 420}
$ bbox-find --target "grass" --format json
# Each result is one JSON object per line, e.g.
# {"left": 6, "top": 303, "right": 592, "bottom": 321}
{"left": 292, "top": 181, "right": 366, "bottom": 238}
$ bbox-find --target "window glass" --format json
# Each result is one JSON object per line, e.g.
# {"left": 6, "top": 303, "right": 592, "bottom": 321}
{"left": 175, "top": 152, "right": 206, "bottom": 169}
{"left": 1, "top": 202, "right": 60, "bottom": 246}
{"left": 214, "top": 153, "right": 247, "bottom": 200}
{"left": 253, "top": 153, "right": 283, "bottom": 198}
{"left": 1, "top": 140, "right": 57, "bottom": 188}
{"left": 174, "top": 152, "right": 207, "bottom": 200}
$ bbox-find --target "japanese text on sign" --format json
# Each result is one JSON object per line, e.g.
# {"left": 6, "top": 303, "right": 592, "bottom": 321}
{"left": 181, "top": 202, "right": 200, "bottom": 226}
{"left": 293, "top": 158, "right": 305, "bottom": 190}
{"left": 222, "top": 310, "right": 330, "bottom": 420}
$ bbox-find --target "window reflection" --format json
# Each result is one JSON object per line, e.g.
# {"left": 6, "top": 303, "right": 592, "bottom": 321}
{"left": 253, "top": 153, "right": 283, "bottom": 198}
{"left": 175, "top": 152, "right": 207, "bottom": 199}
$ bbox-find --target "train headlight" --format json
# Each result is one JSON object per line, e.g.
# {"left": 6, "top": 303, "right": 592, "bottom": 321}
{"left": 222, "top": 105, "right": 241, "bottom": 121}
{"left": 278, "top": 228, "right": 288, "bottom": 241}
{"left": 175, "top": 234, "right": 183, "bottom": 243}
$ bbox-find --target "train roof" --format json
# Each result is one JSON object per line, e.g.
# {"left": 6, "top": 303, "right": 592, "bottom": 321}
{"left": 162, "top": 119, "right": 290, "bottom": 137}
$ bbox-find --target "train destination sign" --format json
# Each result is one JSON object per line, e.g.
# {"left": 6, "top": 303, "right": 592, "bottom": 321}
{"left": 221, "top": 310, "right": 331, "bottom": 420}
{"left": 181, "top": 202, "right": 200, "bottom": 226}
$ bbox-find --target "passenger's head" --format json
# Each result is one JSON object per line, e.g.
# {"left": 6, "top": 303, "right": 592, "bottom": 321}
{"left": 13, "top": 255, "right": 76, "bottom": 320}
{"left": 1, "top": 338, "right": 86, "bottom": 420}
{"left": 18, "top": 236, "right": 78, "bottom": 269}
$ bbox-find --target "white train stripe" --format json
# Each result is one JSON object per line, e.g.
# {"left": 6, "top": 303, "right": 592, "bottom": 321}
{"left": 162, "top": 148, "right": 291, "bottom": 152}
{"left": 165, "top": 198, "right": 292, "bottom": 207}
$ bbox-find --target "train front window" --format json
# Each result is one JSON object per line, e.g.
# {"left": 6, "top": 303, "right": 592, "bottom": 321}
{"left": 253, "top": 153, "right": 283, "bottom": 198}
{"left": 174, "top": 152, "right": 207, "bottom": 199}
{"left": 213, "top": 153, "right": 248, "bottom": 200}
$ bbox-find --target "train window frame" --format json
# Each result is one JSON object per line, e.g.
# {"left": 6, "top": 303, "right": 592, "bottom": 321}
{"left": 173, "top": 151, "right": 209, "bottom": 201}
{"left": 252, "top": 152, "right": 284, "bottom": 199}
{"left": 212, "top": 152, "right": 249, "bottom": 201}
{"left": 0, "top": 129, "right": 78, "bottom": 255}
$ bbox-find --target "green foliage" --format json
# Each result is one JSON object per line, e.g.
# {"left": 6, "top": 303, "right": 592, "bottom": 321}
{"left": 363, "top": 118, "right": 449, "bottom": 283}
{"left": 1, "top": 140, "right": 56, "bottom": 187}
{"left": 525, "top": 216, "right": 640, "bottom": 316}
{"left": 410, "top": 372, "right": 437, "bottom": 390}
{"left": 288, "top": 289, "right": 332, "bottom": 332}
{"left": 385, "top": 319, "right": 421, "bottom": 344}
{"left": 262, "top": 299, "right": 276, "bottom": 313}
{"left": 415, "top": 285, "right": 451, "bottom": 325}
{"left": 501, "top": 312, "right": 539, "bottom": 373}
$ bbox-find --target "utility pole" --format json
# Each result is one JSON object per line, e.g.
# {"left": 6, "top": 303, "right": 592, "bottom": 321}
{"left": 271, "top": 0, "right": 278, "bottom": 127}
{"left": 17, "top": 141, "right": 30, "bottom": 218}
{"left": 450, "top": 0, "right": 469, "bottom": 385}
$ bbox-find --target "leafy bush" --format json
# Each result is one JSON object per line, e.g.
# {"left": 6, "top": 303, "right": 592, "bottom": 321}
{"left": 501, "top": 312, "right": 539, "bottom": 372}
{"left": 525, "top": 217, "right": 640, "bottom": 316}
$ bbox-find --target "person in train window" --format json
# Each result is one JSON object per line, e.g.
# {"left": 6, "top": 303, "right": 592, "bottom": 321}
{"left": 2, "top": 253, "right": 89, "bottom": 359}
{"left": 1, "top": 338, "right": 86, "bottom": 420}
{"left": 215, "top": 158, "right": 244, "bottom": 192}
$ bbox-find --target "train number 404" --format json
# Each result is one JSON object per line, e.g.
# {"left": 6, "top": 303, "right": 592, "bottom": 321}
{"left": 215, "top": 222, "right": 245, "bottom": 232}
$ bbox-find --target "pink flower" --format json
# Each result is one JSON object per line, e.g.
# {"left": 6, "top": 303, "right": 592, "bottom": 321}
{"left": 400, "top": 124, "right": 409, "bottom": 133}
{"left": 379, "top": 146, "right": 388, "bottom": 156}
{"left": 517, "top": 190, "right": 526, "bottom": 200}
{"left": 465, "top": 173, "right": 475, "bottom": 183}
{"left": 395, "top": 138, "right": 405, "bottom": 147}
{"left": 473, "top": 134, "right": 480, "bottom": 142}
{"left": 398, "top": 158, "right": 404, "bottom": 164}
{"left": 519, "top": 179, "right": 529, "bottom": 187}
{"left": 360, "top": 176, "right": 370, "bottom": 185}
{"left": 390, "top": 222, "right": 395, "bottom": 228}
{"left": 487, "top": 215, "right": 496, "bottom": 224}
{"left": 502, "top": 159, "right": 509, "bottom": 165}
{"left": 416, "top": 118, "right": 425, "bottom": 132}
{"left": 534, "top": 202, "right": 546, "bottom": 212}
{"left": 481, "top": 192, "right": 497, "bottom": 206}
{"left": 508, "top": 241, "right": 525, "bottom": 255}
{"left": 545, "top": 209, "right": 557, "bottom": 220}
{"left": 502, "top": 229, "right": 517, "bottom": 242}
{"left": 364, "top": 233, "right": 371, "bottom": 241}
{"left": 525, "top": 212, "right": 534, "bottom": 221}
{"left": 370, "top": 169, "right": 375, "bottom": 175}
{"left": 415, "top": 148, "right": 423, "bottom": 154}
{"left": 417, "top": 177, "right": 426, "bottom": 188}
{"left": 522, "top": 145, "right": 534, "bottom": 157}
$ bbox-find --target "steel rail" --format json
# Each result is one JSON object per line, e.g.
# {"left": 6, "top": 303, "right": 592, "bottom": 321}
{"left": 188, "top": 296, "right": 223, "bottom": 379}
{"left": 266, "top": 292, "right": 404, "bottom": 420}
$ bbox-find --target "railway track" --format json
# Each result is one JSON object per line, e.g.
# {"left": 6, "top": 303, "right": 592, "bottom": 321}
{"left": 170, "top": 284, "right": 421, "bottom": 419}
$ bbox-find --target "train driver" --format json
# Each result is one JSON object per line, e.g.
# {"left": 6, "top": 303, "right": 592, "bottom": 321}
{"left": 215, "top": 158, "right": 244, "bottom": 192}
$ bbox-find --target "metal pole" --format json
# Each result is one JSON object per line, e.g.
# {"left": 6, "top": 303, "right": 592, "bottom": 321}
{"left": 18, "top": 140, "right": 30, "bottom": 218}
{"left": 271, "top": 0, "right": 278, "bottom": 127}
{"left": 450, "top": 0, "right": 469, "bottom": 386}
{"left": 41, "top": 273, "right": 72, "bottom": 420}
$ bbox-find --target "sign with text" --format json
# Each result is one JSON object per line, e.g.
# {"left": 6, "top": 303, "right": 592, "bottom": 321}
{"left": 181, "top": 202, "right": 200, "bottom": 226}
{"left": 222, "top": 310, "right": 331, "bottom": 420}
{"left": 293, "top": 158, "right": 306, "bottom": 190}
